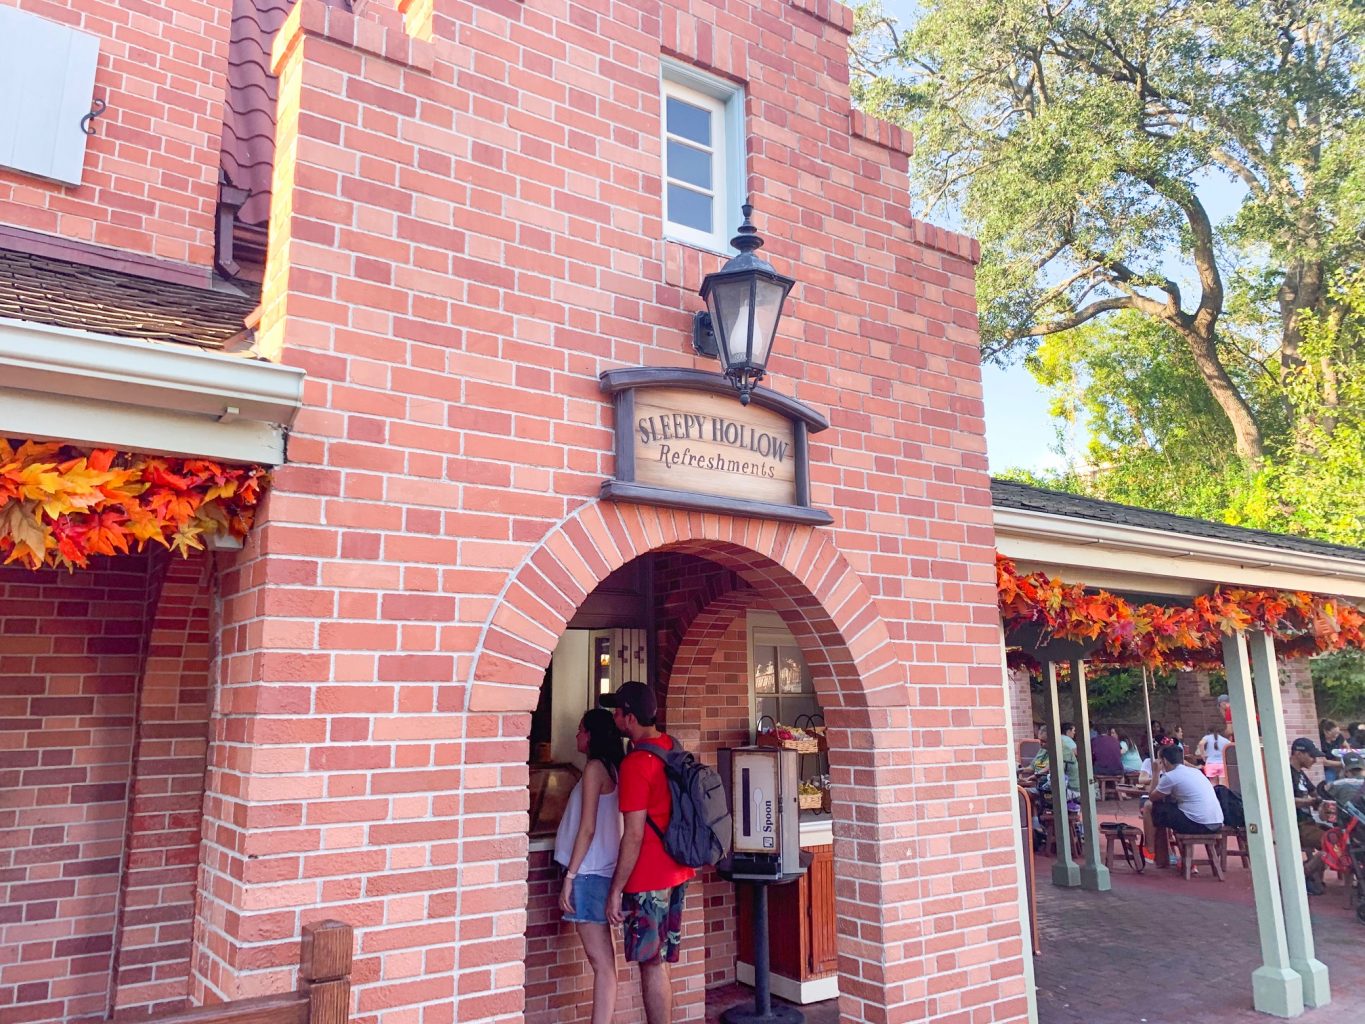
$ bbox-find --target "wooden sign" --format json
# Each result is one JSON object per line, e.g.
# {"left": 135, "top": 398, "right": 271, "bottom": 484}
{"left": 599, "top": 368, "right": 831, "bottom": 525}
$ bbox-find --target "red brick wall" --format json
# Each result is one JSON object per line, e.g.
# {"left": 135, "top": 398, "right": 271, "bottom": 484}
{"left": 0, "top": 551, "right": 212, "bottom": 1024}
{"left": 667, "top": 591, "right": 765, "bottom": 994}
{"left": 0, "top": 0, "right": 231, "bottom": 267}
{"left": 198, "top": 2, "right": 1022, "bottom": 1023}
{"left": 1007, "top": 668, "right": 1034, "bottom": 756}
{"left": 111, "top": 554, "right": 214, "bottom": 1017}
{"left": 0, "top": 557, "right": 154, "bottom": 1024}
{"left": 524, "top": 848, "right": 646, "bottom": 1024}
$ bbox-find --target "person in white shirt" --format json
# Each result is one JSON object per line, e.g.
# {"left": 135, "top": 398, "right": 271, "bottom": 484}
{"left": 1196, "top": 723, "right": 1233, "bottom": 781}
{"left": 1142, "top": 744, "right": 1224, "bottom": 855}
{"left": 555, "top": 708, "right": 625, "bottom": 1024}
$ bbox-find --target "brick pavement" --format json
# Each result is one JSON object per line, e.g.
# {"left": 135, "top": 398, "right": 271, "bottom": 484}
{"left": 705, "top": 802, "right": 1365, "bottom": 1024}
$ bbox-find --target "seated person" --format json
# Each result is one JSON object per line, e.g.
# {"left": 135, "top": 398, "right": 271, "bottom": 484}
{"left": 1323, "top": 750, "right": 1365, "bottom": 805}
{"left": 1137, "top": 755, "right": 1153, "bottom": 786}
{"left": 1091, "top": 727, "right": 1126, "bottom": 778}
{"left": 1141, "top": 745, "right": 1223, "bottom": 857}
{"left": 1118, "top": 733, "right": 1143, "bottom": 775}
{"left": 1290, "top": 737, "right": 1330, "bottom": 895}
{"left": 1058, "top": 722, "right": 1080, "bottom": 795}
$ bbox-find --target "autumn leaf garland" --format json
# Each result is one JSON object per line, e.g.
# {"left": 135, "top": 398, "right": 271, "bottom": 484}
{"left": 0, "top": 441, "right": 267, "bottom": 570}
{"left": 998, "top": 555, "right": 1365, "bottom": 670}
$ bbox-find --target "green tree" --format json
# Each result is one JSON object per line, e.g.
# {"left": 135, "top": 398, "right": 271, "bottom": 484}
{"left": 852, "top": 0, "right": 1365, "bottom": 465}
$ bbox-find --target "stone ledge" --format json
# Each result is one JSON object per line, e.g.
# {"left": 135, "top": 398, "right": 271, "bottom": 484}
{"left": 273, "top": 0, "right": 435, "bottom": 74}
{"left": 850, "top": 109, "right": 913, "bottom": 157}
{"left": 788, "top": 0, "right": 855, "bottom": 34}
{"left": 914, "top": 220, "right": 981, "bottom": 265}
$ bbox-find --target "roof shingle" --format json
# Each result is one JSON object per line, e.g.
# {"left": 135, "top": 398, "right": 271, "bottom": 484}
{"left": 0, "top": 248, "right": 258, "bottom": 350}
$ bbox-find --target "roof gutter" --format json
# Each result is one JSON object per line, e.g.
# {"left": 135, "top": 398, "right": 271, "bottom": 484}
{"left": 0, "top": 316, "right": 304, "bottom": 465}
{"left": 994, "top": 506, "right": 1365, "bottom": 601}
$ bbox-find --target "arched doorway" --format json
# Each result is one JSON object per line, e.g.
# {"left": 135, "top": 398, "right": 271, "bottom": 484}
{"left": 462, "top": 501, "right": 936, "bottom": 1024}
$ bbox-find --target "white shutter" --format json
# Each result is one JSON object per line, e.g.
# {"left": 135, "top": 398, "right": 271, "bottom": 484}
{"left": 0, "top": 6, "right": 100, "bottom": 186}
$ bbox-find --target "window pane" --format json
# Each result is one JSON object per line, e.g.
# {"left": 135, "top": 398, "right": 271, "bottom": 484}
{"left": 667, "top": 183, "right": 712, "bottom": 233}
{"left": 756, "top": 697, "right": 778, "bottom": 731}
{"left": 667, "top": 139, "right": 712, "bottom": 190}
{"left": 666, "top": 96, "right": 711, "bottom": 146}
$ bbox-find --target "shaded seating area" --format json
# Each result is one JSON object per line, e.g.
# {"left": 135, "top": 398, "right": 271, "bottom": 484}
{"left": 998, "top": 546, "right": 1365, "bottom": 1018}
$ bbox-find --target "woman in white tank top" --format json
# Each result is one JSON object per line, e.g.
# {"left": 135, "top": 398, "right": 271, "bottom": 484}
{"left": 554, "top": 708, "right": 624, "bottom": 1024}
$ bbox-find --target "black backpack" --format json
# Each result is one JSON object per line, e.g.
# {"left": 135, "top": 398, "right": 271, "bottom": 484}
{"left": 1214, "top": 784, "right": 1245, "bottom": 828}
{"left": 634, "top": 738, "right": 732, "bottom": 868}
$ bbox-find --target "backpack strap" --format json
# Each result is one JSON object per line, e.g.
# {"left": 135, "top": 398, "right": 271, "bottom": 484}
{"left": 630, "top": 739, "right": 674, "bottom": 843}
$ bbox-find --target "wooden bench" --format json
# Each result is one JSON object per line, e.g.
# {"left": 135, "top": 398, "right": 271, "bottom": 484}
{"left": 1173, "top": 832, "right": 1225, "bottom": 881}
{"left": 1219, "top": 826, "right": 1250, "bottom": 872}
{"left": 145, "top": 921, "right": 353, "bottom": 1024}
{"left": 1095, "top": 775, "right": 1125, "bottom": 801}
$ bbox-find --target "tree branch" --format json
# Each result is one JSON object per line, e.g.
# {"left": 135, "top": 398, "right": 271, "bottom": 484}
{"left": 1005, "top": 297, "right": 1137, "bottom": 340}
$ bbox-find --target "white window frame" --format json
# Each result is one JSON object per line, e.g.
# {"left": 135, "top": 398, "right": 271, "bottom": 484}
{"left": 660, "top": 60, "right": 746, "bottom": 255}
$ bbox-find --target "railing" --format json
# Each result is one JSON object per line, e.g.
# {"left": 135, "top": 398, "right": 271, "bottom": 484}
{"left": 146, "top": 922, "right": 353, "bottom": 1024}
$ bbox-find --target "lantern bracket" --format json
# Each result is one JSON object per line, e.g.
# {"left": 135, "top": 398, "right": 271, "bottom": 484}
{"left": 692, "top": 311, "right": 718, "bottom": 357}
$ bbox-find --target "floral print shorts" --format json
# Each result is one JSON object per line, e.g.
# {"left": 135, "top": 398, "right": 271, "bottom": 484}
{"left": 621, "top": 883, "right": 688, "bottom": 964}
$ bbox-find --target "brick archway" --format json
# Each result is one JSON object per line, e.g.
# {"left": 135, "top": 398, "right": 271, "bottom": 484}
{"left": 467, "top": 501, "right": 903, "bottom": 716}
{"left": 485, "top": 501, "right": 918, "bottom": 1024}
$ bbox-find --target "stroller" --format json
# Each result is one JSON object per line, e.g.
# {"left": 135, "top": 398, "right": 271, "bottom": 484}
{"left": 1319, "top": 785, "right": 1365, "bottom": 924}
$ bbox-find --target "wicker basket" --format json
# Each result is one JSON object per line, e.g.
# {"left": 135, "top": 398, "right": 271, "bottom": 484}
{"left": 797, "top": 791, "right": 824, "bottom": 811}
{"left": 757, "top": 731, "right": 820, "bottom": 755}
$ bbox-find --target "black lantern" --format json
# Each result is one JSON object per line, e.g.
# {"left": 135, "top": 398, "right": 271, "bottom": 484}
{"left": 693, "top": 202, "right": 795, "bottom": 405}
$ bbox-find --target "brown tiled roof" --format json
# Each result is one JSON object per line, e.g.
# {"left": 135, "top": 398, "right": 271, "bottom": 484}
{"left": 222, "top": 0, "right": 297, "bottom": 231}
{"left": 0, "top": 248, "right": 258, "bottom": 350}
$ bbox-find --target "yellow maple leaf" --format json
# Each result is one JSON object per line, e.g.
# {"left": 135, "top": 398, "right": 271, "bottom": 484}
{"left": 168, "top": 520, "right": 205, "bottom": 557}
{"left": 0, "top": 500, "right": 52, "bottom": 568}
{"left": 47, "top": 459, "right": 116, "bottom": 513}
{"left": 15, "top": 461, "right": 65, "bottom": 507}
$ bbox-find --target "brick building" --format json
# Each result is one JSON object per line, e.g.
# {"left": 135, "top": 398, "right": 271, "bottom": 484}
{"left": 0, "top": 1, "right": 1030, "bottom": 1023}
{"left": 6, "top": 1, "right": 1362, "bottom": 1023}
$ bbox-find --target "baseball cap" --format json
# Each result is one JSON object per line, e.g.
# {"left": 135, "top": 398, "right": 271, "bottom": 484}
{"left": 1290, "top": 737, "right": 1323, "bottom": 757}
{"left": 599, "top": 680, "right": 657, "bottom": 721}
{"left": 1341, "top": 751, "right": 1364, "bottom": 770}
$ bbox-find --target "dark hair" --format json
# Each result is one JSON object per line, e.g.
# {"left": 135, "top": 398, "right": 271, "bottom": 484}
{"left": 1320, "top": 718, "right": 1338, "bottom": 735}
{"left": 580, "top": 708, "right": 625, "bottom": 781}
{"left": 1159, "top": 745, "right": 1183, "bottom": 767}
{"left": 1061, "top": 722, "right": 1075, "bottom": 736}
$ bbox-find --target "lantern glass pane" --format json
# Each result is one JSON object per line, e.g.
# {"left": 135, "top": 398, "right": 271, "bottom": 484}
{"left": 707, "top": 275, "right": 757, "bottom": 369}
{"left": 748, "top": 276, "right": 789, "bottom": 367}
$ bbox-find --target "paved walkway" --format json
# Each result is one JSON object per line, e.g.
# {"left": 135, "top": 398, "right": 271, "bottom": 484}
{"left": 1035, "top": 876, "right": 1362, "bottom": 1022}
{"left": 706, "top": 807, "right": 1364, "bottom": 1023}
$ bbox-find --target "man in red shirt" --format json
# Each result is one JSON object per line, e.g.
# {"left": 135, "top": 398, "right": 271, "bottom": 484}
{"left": 602, "top": 681, "right": 695, "bottom": 1024}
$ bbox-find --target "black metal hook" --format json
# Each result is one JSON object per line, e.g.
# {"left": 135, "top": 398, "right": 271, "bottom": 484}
{"left": 79, "top": 98, "right": 106, "bottom": 136}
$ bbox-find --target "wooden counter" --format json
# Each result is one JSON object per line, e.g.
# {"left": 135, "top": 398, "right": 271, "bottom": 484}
{"left": 735, "top": 840, "right": 837, "bottom": 1004}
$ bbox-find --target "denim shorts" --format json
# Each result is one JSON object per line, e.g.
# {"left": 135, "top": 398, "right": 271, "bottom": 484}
{"left": 563, "top": 872, "right": 612, "bottom": 925}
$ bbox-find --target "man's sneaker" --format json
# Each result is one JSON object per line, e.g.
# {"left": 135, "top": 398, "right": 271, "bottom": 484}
{"left": 1306, "top": 878, "right": 1326, "bottom": 896}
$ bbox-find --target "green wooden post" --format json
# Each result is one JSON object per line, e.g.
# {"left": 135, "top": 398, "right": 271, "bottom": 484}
{"left": 1223, "top": 631, "right": 1303, "bottom": 1017}
{"left": 1248, "top": 631, "right": 1330, "bottom": 1008}
{"left": 1043, "top": 661, "right": 1080, "bottom": 888}
{"left": 1069, "top": 659, "right": 1110, "bottom": 891}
